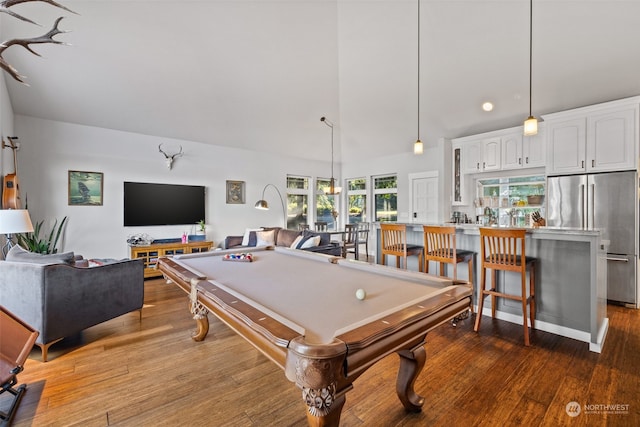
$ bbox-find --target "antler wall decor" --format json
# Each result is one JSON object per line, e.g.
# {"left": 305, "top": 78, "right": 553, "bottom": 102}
{"left": 0, "top": 0, "right": 77, "bottom": 85}
{"left": 158, "top": 144, "right": 183, "bottom": 170}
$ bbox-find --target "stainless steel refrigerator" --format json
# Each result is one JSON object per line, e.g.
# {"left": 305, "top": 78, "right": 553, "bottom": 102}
{"left": 547, "top": 171, "right": 638, "bottom": 307}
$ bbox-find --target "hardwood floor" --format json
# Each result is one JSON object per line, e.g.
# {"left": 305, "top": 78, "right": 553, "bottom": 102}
{"left": 4, "top": 277, "right": 639, "bottom": 426}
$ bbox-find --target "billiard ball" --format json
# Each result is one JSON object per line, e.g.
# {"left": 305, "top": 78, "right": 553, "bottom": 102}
{"left": 355, "top": 288, "right": 366, "bottom": 300}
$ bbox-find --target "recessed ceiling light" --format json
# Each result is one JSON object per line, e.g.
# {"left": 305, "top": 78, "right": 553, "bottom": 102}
{"left": 482, "top": 102, "right": 494, "bottom": 112}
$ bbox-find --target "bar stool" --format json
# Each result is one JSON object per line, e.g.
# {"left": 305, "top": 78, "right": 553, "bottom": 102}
{"left": 380, "top": 223, "right": 423, "bottom": 272}
{"left": 474, "top": 227, "right": 536, "bottom": 346}
{"left": 423, "top": 225, "right": 475, "bottom": 315}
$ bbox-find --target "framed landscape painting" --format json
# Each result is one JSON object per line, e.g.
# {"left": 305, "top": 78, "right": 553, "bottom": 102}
{"left": 68, "top": 170, "right": 103, "bottom": 206}
{"left": 226, "top": 180, "right": 245, "bottom": 204}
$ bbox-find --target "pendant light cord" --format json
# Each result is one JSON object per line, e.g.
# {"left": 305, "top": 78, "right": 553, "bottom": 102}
{"left": 528, "top": 0, "right": 533, "bottom": 117}
{"left": 417, "top": 0, "right": 421, "bottom": 140}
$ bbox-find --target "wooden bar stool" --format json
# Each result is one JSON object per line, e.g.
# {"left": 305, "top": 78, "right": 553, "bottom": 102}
{"left": 380, "top": 224, "right": 423, "bottom": 272}
{"left": 423, "top": 225, "right": 475, "bottom": 316}
{"left": 474, "top": 227, "right": 536, "bottom": 346}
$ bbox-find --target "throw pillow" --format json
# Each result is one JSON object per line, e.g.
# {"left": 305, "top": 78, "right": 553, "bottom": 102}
{"left": 290, "top": 235, "right": 304, "bottom": 249}
{"left": 6, "top": 244, "right": 75, "bottom": 265}
{"left": 256, "top": 229, "right": 276, "bottom": 246}
{"left": 242, "top": 228, "right": 262, "bottom": 246}
{"left": 296, "top": 235, "right": 321, "bottom": 249}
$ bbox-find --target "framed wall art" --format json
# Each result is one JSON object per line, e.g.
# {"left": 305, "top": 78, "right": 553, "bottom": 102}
{"left": 226, "top": 180, "right": 245, "bottom": 204}
{"left": 68, "top": 170, "right": 103, "bottom": 206}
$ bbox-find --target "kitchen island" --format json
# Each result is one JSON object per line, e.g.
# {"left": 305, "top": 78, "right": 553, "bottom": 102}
{"left": 375, "top": 223, "right": 608, "bottom": 353}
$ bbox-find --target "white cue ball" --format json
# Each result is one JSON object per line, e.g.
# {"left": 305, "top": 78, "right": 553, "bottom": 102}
{"left": 355, "top": 288, "right": 366, "bottom": 300}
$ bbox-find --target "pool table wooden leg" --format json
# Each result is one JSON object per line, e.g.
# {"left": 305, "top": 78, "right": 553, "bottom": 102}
{"left": 189, "top": 278, "right": 210, "bottom": 341}
{"left": 396, "top": 344, "right": 426, "bottom": 412}
{"left": 304, "top": 391, "right": 347, "bottom": 427}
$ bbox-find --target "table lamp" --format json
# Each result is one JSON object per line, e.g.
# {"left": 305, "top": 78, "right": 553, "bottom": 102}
{"left": 0, "top": 209, "right": 34, "bottom": 257}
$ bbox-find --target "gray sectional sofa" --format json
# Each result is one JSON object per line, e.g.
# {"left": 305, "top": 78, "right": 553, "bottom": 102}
{"left": 224, "top": 227, "right": 341, "bottom": 256}
{"left": 0, "top": 246, "right": 144, "bottom": 361}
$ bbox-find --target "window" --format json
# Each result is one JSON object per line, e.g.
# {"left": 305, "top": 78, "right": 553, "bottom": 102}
{"left": 316, "top": 179, "right": 337, "bottom": 230}
{"left": 286, "top": 176, "right": 309, "bottom": 229}
{"left": 373, "top": 175, "right": 397, "bottom": 222}
{"left": 346, "top": 178, "right": 367, "bottom": 224}
{"left": 477, "top": 175, "right": 545, "bottom": 226}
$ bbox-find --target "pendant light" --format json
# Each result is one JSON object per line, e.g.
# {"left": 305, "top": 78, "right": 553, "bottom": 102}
{"left": 413, "top": 0, "right": 424, "bottom": 154}
{"left": 523, "top": 0, "right": 538, "bottom": 136}
{"left": 320, "top": 117, "right": 341, "bottom": 195}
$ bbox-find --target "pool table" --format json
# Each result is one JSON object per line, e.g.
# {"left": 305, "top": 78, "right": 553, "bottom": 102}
{"left": 157, "top": 246, "right": 471, "bottom": 427}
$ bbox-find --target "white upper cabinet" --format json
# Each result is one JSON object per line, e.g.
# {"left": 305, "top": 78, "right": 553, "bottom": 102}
{"left": 546, "top": 118, "right": 587, "bottom": 174}
{"left": 544, "top": 97, "right": 639, "bottom": 176}
{"left": 502, "top": 129, "right": 546, "bottom": 170}
{"left": 501, "top": 133, "right": 523, "bottom": 170}
{"left": 462, "top": 140, "right": 483, "bottom": 174}
{"left": 522, "top": 129, "right": 546, "bottom": 168}
{"left": 461, "top": 137, "right": 502, "bottom": 174}
{"left": 588, "top": 107, "right": 636, "bottom": 172}
{"left": 482, "top": 138, "right": 501, "bottom": 171}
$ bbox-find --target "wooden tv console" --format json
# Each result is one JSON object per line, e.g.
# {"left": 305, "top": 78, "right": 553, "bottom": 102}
{"left": 130, "top": 240, "right": 214, "bottom": 278}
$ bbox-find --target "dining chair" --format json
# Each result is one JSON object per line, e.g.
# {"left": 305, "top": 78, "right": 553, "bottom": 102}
{"left": 346, "top": 222, "right": 370, "bottom": 261}
{"left": 342, "top": 223, "right": 359, "bottom": 259}
{"left": 315, "top": 221, "right": 328, "bottom": 232}
{"left": 380, "top": 223, "right": 423, "bottom": 271}
{"left": 474, "top": 227, "right": 537, "bottom": 346}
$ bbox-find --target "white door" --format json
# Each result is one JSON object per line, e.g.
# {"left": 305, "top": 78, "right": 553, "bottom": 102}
{"left": 410, "top": 172, "right": 439, "bottom": 224}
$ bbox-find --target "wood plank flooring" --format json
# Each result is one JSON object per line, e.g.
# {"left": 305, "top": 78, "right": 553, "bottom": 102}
{"left": 3, "top": 277, "right": 639, "bottom": 426}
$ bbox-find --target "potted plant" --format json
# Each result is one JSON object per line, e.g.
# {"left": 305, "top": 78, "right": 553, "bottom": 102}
{"left": 17, "top": 216, "right": 68, "bottom": 254}
{"left": 189, "top": 220, "right": 206, "bottom": 242}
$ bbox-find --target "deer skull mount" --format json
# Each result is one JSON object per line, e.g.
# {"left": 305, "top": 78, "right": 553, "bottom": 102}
{"left": 158, "top": 144, "right": 183, "bottom": 170}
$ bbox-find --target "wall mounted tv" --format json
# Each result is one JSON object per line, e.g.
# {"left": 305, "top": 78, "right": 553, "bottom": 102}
{"left": 124, "top": 182, "right": 206, "bottom": 227}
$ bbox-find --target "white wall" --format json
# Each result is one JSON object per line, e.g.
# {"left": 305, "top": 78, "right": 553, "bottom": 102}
{"left": 15, "top": 115, "right": 330, "bottom": 259}
{"left": 1, "top": 74, "right": 14, "bottom": 174}
{"left": 341, "top": 138, "right": 450, "bottom": 224}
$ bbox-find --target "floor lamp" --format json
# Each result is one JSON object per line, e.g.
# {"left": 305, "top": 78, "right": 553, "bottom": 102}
{"left": 0, "top": 209, "right": 34, "bottom": 257}
{"left": 254, "top": 184, "right": 287, "bottom": 229}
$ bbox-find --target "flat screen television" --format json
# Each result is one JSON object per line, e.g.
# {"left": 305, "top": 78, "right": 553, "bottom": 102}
{"left": 124, "top": 182, "right": 206, "bottom": 226}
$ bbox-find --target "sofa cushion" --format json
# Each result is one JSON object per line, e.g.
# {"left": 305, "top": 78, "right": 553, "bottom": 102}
{"left": 6, "top": 245, "right": 75, "bottom": 265}
{"left": 296, "top": 235, "right": 321, "bottom": 249}
{"left": 256, "top": 229, "right": 276, "bottom": 246}
{"left": 242, "top": 228, "right": 262, "bottom": 246}
{"left": 303, "top": 231, "right": 331, "bottom": 246}
{"left": 275, "top": 229, "right": 301, "bottom": 247}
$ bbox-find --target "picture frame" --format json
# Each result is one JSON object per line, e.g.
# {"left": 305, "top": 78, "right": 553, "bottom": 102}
{"left": 68, "top": 170, "right": 104, "bottom": 206}
{"left": 226, "top": 180, "right": 245, "bottom": 204}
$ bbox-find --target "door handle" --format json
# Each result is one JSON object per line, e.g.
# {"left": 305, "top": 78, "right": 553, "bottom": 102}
{"left": 606, "top": 256, "right": 629, "bottom": 262}
{"left": 519, "top": 158, "right": 522, "bottom": 165}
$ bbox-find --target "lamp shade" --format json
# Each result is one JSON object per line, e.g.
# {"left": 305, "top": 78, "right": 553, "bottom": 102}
{"left": 523, "top": 116, "right": 538, "bottom": 136}
{"left": 0, "top": 209, "right": 34, "bottom": 234}
{"left": 254, "top": 199, "right": 269, "bottom": 210}
{"left": 414, "top": 139, "right": 424, "bottom": 155}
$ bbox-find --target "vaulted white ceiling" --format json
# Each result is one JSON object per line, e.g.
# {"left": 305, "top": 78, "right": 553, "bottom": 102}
{"left": 2, "top": 0, "right": 639, "bottom": 163}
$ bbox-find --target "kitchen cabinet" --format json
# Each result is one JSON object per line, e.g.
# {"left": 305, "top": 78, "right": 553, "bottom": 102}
{"left": 461, "top": 138, "right": 501, "bottom": 174}
{"left": 502, "top": 129, "right": 546, "bottom": 170}
{"left": 461, "top": 140, "right": 483, "bottom": 174}
{"left": 545, "top": 97, "right": 638, "bottom": 176}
